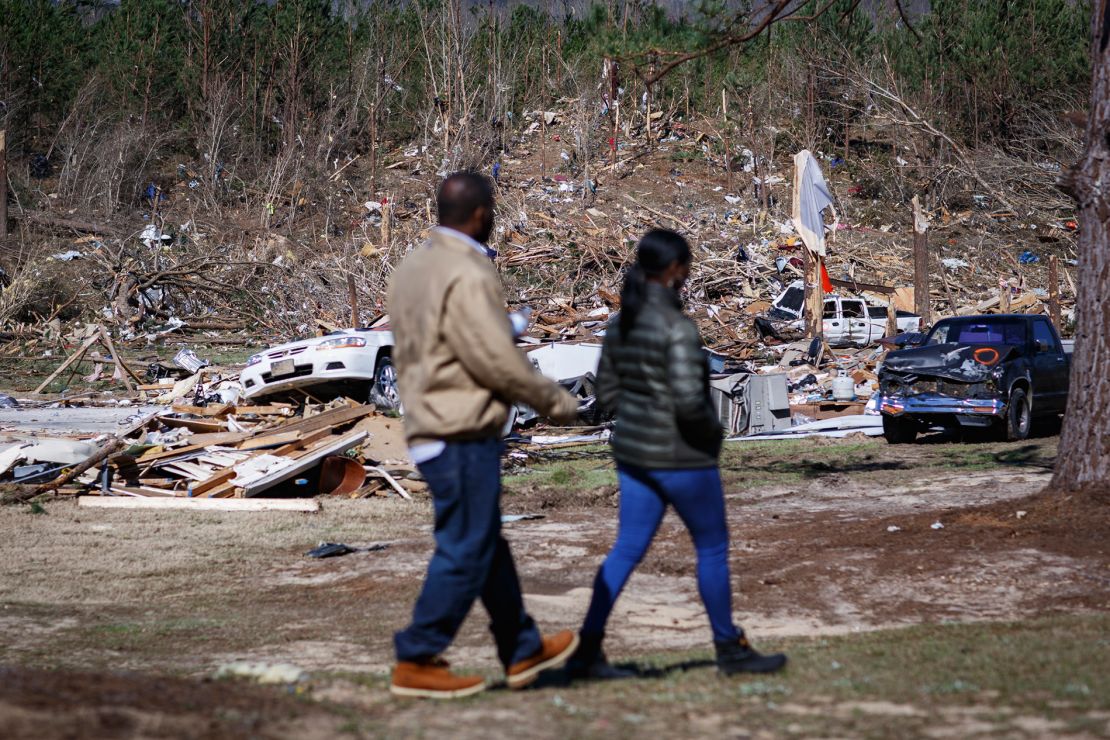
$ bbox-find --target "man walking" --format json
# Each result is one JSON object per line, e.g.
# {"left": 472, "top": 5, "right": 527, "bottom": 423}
{"left": 388, "top": 171, "right": 581, "bottom": 698}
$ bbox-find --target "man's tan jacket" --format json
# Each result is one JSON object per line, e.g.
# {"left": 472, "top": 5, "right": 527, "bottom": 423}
{"left": 387, "top": 228, "right": 578, "bottom": 446}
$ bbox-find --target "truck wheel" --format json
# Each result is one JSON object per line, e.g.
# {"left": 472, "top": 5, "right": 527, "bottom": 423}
{"left": 883, "top": 415, "right": 917, "bottom": 444}
{"left": 370, "top": 356, "right": 402, "bottom": 413}
{"left": 1004, "top": 387, "right": 1031, "bottom": 441}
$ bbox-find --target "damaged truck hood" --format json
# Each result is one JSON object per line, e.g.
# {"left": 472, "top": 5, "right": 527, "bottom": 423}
{"left": 882, "top": 342, "right": 1019, "bottom": 382}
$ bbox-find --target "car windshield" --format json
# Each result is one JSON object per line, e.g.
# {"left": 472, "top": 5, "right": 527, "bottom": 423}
{"left": 927, "top": 318, "right": 1027, "bottom": 345}
{"left": 777, "top": 286, "right": 804, "bottom": 313}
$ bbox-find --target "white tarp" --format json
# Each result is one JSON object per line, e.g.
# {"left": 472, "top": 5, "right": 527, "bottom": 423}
{"left": 791, "top": 150, "right": 837, "bottom": 256}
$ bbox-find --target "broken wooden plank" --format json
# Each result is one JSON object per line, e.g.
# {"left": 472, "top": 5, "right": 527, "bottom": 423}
{"left": 235, "top": 430, "right": 303, "bottom": 451}
{"left": 177, "top": 431, "right": 254, "bottom": 448}
{"left": 169, "top": 403, "right": 234, "bottom": 417}
{"left": 136, "top": 434, "right": 251, "bottom": 463}
{"left": 158, "top": 416, "right": 227, "bottom": 434}
{"left": 623, "top": 195, "right": 695, "bottom": 231}
{"left": 108, "top": 485, "right": 178, "bottom": 497}
{"left": 241, "top": 431, "right": 367, "bottom": 497}
{"left": 232, "top": 405, "right": 295, "bottom": 416}
{"left": 268, "top": 404, "right": 376, "bottom": 437}
{"left": 188, "top": 427, "right": 333, "bottom": 496}
{"left": 33, "top": 334, "right": 100, "bottom": 394}
{"left": 78, "top": 496, "right": 319, "bottom": 512}
{"left": 97, "top": 326, "right": 141, "bottom": 391}
{"left": 828, "top": 277, "right": 896, "bottom": 295}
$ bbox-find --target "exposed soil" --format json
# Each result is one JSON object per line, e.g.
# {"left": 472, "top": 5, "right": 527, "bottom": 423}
{"left": 0, "top": 665, "right": 346, "bottom": 740}
{"left": 1, "top": 435, "right": 1107, "bottom": 737}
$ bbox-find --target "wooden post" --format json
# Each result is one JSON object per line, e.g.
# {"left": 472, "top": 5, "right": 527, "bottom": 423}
{"left": 381, "top": 197, "right": 392, "bottom": 248}
{"left": 34, "top": 333, "right": 100, "bottom": 394}
{"left": 609, "top": 58, "right": 619, "bottom": 172}
{"left": 912, "top": 195, "right": 931, "bottom": 326}
{"left": 805, "top": 250, "right": 824, "bottom": 338}
{"left": 540, "top": 0, "right": 549, "bottom": 179}
{"left": 0, "top": 130, "right": 7, "bottom": 238}
{"left": 722, "top": 89, "right": 731, "bottom": 193}
{"left": 938, "top": 263, "right": 959, "bottom": 316}
{"left": 1048, "top": 254, "right": 1062, "bottom": 329}
{"left": 97, "top": 326, "right": 138, "bottom": 392}
{"left": 1000, "top": 277, "right": 1012, "bottom": 313}
{"left": 886, "top": 302, "right": 898, "bottom": 338}
{"left": 347, "top": 274, "right": 359, "bottom": 328}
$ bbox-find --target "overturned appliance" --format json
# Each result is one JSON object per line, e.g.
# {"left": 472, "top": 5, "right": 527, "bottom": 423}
{"left": 709, "top": 373, "right": 792, "bottom": 437}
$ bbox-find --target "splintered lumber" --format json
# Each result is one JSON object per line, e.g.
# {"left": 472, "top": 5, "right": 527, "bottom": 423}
{"left": 169, "top": 403, "right": 234, "bottom": 417}
{"left": 236, "top": 430, "right": 303, "bottom": 451}
{"left": 33, "top": 334, "right": 100, "bottom": 393}
{"left": 158, "top": 416, "right": 227, "bottom": 434}
{"left": 78, "top": 496, "right": 319, "bottom": 512}
{"left": 828, "top": 277, "right": 895, "bottom": 295}
{"left": 269, "top": 403, "right": 376, "bottom": 437}
{"left": 97, "top": 326, "right": 141, "bottom": 391}
{"left": 624, "top": 195, "right": 694, "bottom": 231}
{"left": 232, "top": 405, "right": 295, "bottom": 416}
{"left": 190, "top": 428, "right": 335, "bottom": 498}
{"left": 241, "top": 430, "right": 367, "bottom": 497}
{"left": 109, "top": 485, "right": 177, "bottom": 497}
{"left": 178, "top": 431, "right": 254, "bottom": 448}
{"left": 136, "top": 434, "right": 252, "bottom": 464}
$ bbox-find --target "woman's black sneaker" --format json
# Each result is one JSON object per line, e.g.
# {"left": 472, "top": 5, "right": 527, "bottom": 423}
{"left": 566, "top": 634, "right": 635, "bottom": 680}
{"left": 714, "top": 636, "right": 787, "bottom": 675}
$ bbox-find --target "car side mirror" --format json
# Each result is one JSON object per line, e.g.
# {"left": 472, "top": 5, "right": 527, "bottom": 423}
{"left": 1034, "top": 340, "right": 1050, "bottom": 353}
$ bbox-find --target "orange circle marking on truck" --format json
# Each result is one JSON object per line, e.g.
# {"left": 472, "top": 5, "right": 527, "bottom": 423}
{"left": 973, "top": 347, "right": 1001, "bottom": 366}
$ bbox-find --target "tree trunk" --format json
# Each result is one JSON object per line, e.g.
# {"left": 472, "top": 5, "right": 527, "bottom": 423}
{"left": 0, "top": 130, "right": 7, "bottom": 239}
{"left": 1048, "top": 255, "right": 1061, "bottom": 330}
{"left": 1052, "top": 0, "right": 1110, "bottom": 491}
{"left": 912, "top": 194, "right": 931, "bottom": 326}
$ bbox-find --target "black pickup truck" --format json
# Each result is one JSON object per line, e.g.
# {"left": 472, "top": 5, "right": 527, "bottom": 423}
{"left": 876, "top": 314, "right": 1071, "bottom": 443}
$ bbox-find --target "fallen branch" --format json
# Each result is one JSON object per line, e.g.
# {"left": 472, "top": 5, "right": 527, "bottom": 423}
{"left": 16, "top": 211, "right": 128, "bottom": 238}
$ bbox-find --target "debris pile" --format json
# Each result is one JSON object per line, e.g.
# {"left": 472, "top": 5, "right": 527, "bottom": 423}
{"left": 1, "top": 397, "right": 422, "bottom": 504}
{"left": 1, "top": 96, "right": 1082, "bottom": 461}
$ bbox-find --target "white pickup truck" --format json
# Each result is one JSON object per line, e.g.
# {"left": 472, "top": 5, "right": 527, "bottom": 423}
{"left": 755, "top": 280, "right": 923, "bottom": 347}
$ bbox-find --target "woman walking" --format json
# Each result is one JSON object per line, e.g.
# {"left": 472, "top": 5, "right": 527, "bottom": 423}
{"left": 569, "top": 229, "right": 786, "bottom": 678}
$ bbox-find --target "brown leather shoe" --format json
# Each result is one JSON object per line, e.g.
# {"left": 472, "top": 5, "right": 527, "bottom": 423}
{"left": 506, "top": 630, "right": 580, "bottom": 690}
{"left": 390, "top": 658, "right": 487, "bottom": 699}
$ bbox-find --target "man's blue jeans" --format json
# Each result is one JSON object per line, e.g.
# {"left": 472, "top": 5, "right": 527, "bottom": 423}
{"left": 580, "top": 464, "right": 741, "bottom": 643}
{"left": 394, "top": 438, "right": 543, "bottom": 667}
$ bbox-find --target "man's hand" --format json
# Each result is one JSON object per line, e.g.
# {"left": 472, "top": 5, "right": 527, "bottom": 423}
{"left": 548, "top": 390, "right": 580, "bottom": 425}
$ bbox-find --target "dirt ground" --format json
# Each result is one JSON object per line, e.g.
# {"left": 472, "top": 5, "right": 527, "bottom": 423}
{"left": 1, "top": 434, "right": 1108, "bottom": 738}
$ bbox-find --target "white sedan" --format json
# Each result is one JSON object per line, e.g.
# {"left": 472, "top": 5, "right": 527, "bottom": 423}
{"left": 240, "top": 328, "right": 399, "bottom": 408}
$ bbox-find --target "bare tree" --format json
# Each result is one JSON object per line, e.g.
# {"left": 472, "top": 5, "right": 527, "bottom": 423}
{"left": 631, "top": 0, "right": 1107, "bottom": 492}
{"left": 1053, "top": 1, "right": 1110, "bottom": 492}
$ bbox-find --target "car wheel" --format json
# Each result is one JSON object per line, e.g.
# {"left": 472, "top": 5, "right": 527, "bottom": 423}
{"left": 882, "top": 414, "right": 917, "bottom": 444}
{"left": 1004, "top": 387, "right": 1031, "bottom": 441}
{"left": 371, "top": 356, "right": 402, "bottom": 413}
